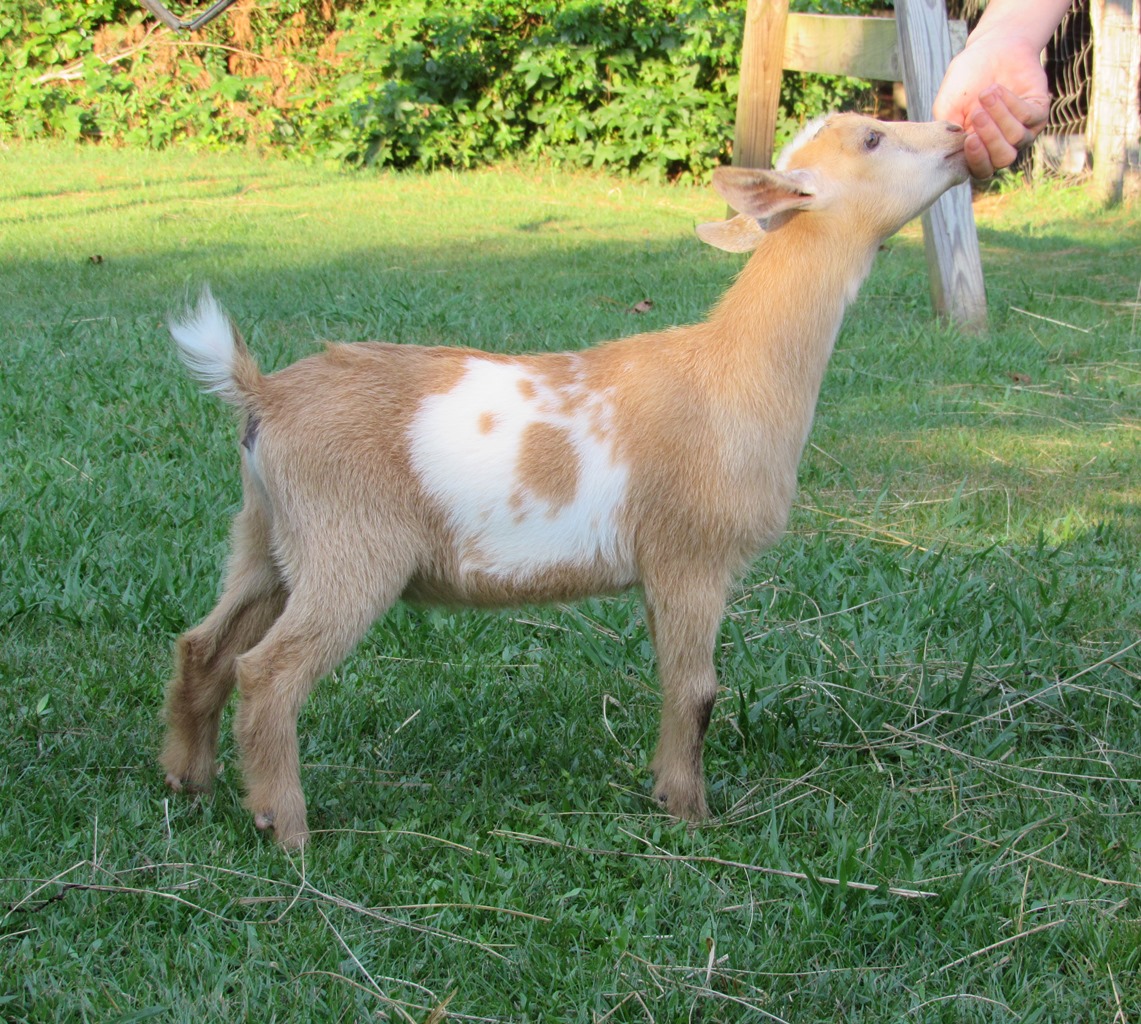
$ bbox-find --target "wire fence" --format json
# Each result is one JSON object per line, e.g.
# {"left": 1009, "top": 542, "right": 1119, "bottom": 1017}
{"left": 1036, "top": 0, "right": 1095, "bottom": 177}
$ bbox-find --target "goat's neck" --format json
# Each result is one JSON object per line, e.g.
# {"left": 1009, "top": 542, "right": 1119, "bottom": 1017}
{"left": 703, "top": 216, "right": 879, "bottom": 437}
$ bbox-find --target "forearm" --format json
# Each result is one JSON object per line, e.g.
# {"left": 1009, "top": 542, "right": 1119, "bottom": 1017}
{"left": 964, "top": 0, "right": 1074, "bottom": 54}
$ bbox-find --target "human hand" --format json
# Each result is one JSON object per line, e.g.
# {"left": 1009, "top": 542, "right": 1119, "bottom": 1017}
{"left": 962, "top": 85, "right": 1050, "bottom": 178}
{"left": 933, "top": 35, "right": 1050, "bottom": 179}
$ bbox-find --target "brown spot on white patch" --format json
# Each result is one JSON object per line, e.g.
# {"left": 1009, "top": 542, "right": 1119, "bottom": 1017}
{"left": 585, "top": 396, "right": 616, "bottom": 446}
{"left": 537, "top": 356, "right": 589, "bottom": 417}
{"left": 516, "top": 421, "right": 579, "bottom": 511}
{"left": 517, "top": 378, "right": 537, "bottom": 401}
{"left": 477, "top": 411, "right": 497, "bottom": 435}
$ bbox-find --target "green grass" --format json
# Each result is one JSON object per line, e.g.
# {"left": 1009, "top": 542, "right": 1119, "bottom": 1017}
{"left": 2, "top": 142, "right": 1139, "bottom": 1023}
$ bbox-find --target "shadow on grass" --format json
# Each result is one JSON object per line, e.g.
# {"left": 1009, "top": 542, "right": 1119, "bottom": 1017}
{"left": 0, "top": 233, "right": 725, "bottom": 366}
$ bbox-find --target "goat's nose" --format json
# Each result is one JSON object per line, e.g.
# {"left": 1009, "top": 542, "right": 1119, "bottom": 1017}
{"left": 944, "top": 122, "right": 965, "bottom": 134}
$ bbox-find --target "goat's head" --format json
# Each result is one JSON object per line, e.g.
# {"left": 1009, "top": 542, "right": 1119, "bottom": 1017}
{"left": 698, "top": 114, "right": 969, "bottom": 253}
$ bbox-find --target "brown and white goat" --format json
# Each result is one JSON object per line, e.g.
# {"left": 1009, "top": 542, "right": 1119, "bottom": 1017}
{"left": 161, "top": 114, "right": 969, "bottom": 847}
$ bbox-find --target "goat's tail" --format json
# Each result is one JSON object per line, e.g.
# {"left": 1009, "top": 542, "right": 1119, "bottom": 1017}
{"left": 169, "top": 287, "right": 263, "bottom": 411}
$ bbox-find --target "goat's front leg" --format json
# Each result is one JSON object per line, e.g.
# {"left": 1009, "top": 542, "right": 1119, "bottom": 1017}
{"left": 644, "top": 576, "right": 725, "bottom": 821}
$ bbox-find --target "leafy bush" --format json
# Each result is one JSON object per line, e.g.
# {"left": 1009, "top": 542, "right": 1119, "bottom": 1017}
{"left": 313, "top": 0, "right": 753, "bottom": 178}
{"left": 0, "top": 0, "right": 880, "bottom": 176}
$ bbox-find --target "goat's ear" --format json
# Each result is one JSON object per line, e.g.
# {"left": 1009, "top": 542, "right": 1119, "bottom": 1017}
{"left": 710, "top": 166, "right": 817, "bottom": 220}
{"left": 695, "top": 213, "right": 767, "bottom": 253}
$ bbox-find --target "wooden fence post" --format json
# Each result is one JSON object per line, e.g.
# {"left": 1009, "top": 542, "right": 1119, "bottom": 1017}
{"left": 895, "top": 0, "right": 988, "bottom": 329}
{"left": 1088, "top": 0, "right": 1141, "bottom": 205}
{"left": 732, "top": 0, "right": 790, "bottom": 169}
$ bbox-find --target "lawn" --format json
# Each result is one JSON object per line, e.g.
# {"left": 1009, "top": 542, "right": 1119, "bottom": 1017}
{"left": 1, "top": 142, "right": 1139, "bottom": 1023}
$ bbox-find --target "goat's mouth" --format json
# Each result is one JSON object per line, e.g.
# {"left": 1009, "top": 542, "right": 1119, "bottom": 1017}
{"left": 944, "top": 145, "right": 969, "bottom": 175}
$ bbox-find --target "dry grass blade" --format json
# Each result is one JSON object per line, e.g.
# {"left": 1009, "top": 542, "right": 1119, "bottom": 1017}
{"left": 934, "top": 919, "right": 1066, "bottom": 975}
{"left": 316, "top": 905, "right": 420, "bottom": 1023}
{"left": 1109, "top": 964, "right": 1128, "bottom": 1024}
{"left": 422, "top": 990, "right": 458, "bottom": 1023}
{"left": 1009, "top": 306, "right": 1093, "bottom": 333}
{"left": 301, "top": 880, "right": 514, "bottom": 961}
{"left": 491, "top": 831, "right": 939, "bottom": 899}
{"left": 626, "top": 952, "right": 792, "bottom": 1024}
{"left": 906, "top": 994, "right": 1015, "bottom": 1015}
{"left": 947, "top": 828, "right": 1141, "bottom": 890}
{"left": 936, "top": 636, "right": 1141, "bottom": 740}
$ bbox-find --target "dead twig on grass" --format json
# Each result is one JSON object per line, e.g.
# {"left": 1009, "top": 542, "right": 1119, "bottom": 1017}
{"left": 934, "top": 919, "right": 1065, "bottom": 975}
{"left": 491, "top": 830, "right": 939, "bottom": 899}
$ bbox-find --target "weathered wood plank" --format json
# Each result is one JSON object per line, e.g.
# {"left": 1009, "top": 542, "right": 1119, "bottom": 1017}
{"left": 732, "top": 0, "right": 790, "bottom": 170}
{"left": 782, "top": 13, "right": 967, "bottom": 81}
{"left": 735, "top": 8, "right": 970, "bottom": 168}
{"left": 1088, "top": 0, "right": 1141, "bottom": 205}
{"left": 783, "top": 14, "right": 902, "bottom": 79}
{"left": 896, "top": 0, "right": 988, "bottom": 328}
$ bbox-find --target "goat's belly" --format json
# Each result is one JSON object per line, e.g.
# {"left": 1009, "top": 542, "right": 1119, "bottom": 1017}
{"left": 402, "top": 555, "right": 637, "bottom": 609}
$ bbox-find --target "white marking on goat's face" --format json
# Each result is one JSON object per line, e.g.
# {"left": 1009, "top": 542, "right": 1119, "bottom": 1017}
{"left": 774, "top": 114, "right": 830, "bottom": 171}
{"left": 783, "top": 114, "right": 968, "bottom": 237}
{"left": 409, "top": 357, "right": 631, "bottom": 577}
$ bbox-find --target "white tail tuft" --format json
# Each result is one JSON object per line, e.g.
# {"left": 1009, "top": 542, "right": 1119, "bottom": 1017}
{"left": 169, "top": 287, "right": 242, "bottom": 404}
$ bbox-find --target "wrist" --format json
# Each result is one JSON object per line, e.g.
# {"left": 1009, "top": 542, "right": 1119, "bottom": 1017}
{"left": 966, "top": 0, "right": 1072, "bottom": 55}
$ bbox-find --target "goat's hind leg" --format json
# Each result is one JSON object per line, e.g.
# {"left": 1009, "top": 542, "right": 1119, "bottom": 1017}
{"left": 161, "top": 499, "right": 286, "bottom": 794}
{"left": 233, "top": 556, "right": 411, "bottom": 848}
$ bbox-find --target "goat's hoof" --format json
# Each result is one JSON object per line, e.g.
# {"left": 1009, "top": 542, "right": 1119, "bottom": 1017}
{"left": 651, "top": 782, "right": 710, "bottom": 822}
{"left": 161, "top": 751, "right": 221, "bottom": 795}
{"left": 164, "top": 770, "right": 214, "bottom": 795}
{"left": 252, "top": 808, "right": 309, "bottom": 849}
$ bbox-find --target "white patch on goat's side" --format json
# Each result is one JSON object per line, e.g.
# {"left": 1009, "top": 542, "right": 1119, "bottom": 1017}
{"left": 408, "top": 357, "right": 632, "bottom": 580}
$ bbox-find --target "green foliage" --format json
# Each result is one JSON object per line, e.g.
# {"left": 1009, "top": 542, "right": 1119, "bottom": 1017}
{"left": 0, "top": 0, "right": 877, "bottom": 175}
{"left": 0, "top": 0, "right": 124, "bottom": 137}
{"left": 314, "top": 0, "right": 751, "bottom": 177}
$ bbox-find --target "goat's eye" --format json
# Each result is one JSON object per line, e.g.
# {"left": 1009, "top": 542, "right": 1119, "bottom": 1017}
{"left": 864, "top": 130, "right": 883, "bottom": 151}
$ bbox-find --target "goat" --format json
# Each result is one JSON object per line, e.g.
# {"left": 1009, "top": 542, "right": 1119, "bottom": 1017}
{"left": 161, "top": 114, "right": 969, "bottom": 847}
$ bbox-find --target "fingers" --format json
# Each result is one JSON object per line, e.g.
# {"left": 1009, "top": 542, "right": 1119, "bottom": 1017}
{"left": 963, "top": 131, "right": 996, "bottom": 180}
{"left": 964, "top": 85, "right": 1050, "bottom": 179}
{"left": 967, "top": 109, "right": 1016, "bottom": 178}
{"left": 981, "top": 85, "right": 1050, "bottom": 146}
